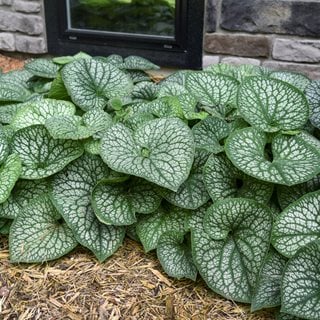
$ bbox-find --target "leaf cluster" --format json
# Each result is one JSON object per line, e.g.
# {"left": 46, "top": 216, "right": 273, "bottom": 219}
{"left": 0, "top": 54, "right": 319, "bottom": 320}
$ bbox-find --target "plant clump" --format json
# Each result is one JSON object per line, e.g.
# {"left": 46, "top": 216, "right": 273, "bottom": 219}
{"left": 0, "top": 53, "right": 319, "bottom": 320}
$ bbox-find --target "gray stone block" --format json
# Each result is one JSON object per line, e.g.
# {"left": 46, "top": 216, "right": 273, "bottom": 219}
{"left": 205, "top": 0, "right": 217, "bottom": 33}
{"left": 204, "top": 33, "right": 270, "bottom": 57}
{"left": 0, "top": 12, "right": 15, "bottom": 32}
{"left": 13, "top": 0, "right": 41, "bottom": 12}
{"left": 221, "top": 0, "right": 320, "bottom": 37}
{"left": 273, "top": 38, "right": 320, "bottom": 63}
{"left": 15, "top": 34, "right": 47, "bottom": 53}
{"left": 221, "top": 57, "right": 261, "bottom": 66}
{"left": 203, "top": 55, "right": 220, "bottom": 68}
{"left": 0, "top": 32, "right": 15, "bottom": 51}
{"left": 0, "top": 11, "right": 43, "bottom": 35}
{"left": 0, "top": 0, "right": 13, "bottom": 5}
{"left": 263, "top": 61, "right": 320, "bottom": 80}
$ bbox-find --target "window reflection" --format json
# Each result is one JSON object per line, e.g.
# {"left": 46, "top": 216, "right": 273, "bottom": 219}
{"left": 68, "top": 0, "right": 176, "bottom": 37}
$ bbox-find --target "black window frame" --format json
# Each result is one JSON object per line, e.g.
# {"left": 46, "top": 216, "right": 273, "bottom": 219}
{"left": 44, "top": 0, "right": 204, "bottom": 69}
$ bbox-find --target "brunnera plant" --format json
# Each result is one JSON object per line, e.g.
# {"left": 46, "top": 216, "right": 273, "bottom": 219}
{"left": 0, "top": 53, "right": 319, "bottom": 320}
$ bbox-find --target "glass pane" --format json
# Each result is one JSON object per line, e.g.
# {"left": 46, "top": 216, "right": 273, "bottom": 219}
{"left": 68, "top": 0, "right": 176, "bottom": 37}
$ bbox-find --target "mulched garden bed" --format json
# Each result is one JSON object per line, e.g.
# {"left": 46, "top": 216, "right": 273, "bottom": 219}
{"left": 0, "top": 236, "right": 274, "bottom": 320}
{"left": 0, "top": 53, "right": 275, "bottom": 320}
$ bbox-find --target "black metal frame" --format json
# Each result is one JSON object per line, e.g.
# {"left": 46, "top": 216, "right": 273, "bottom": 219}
{"left": 44, "top": 0, "right": 204, "bottom": 69}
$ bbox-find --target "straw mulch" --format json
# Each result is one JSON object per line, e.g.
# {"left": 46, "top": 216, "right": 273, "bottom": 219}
{"left": 0, "top": 53, "right": 275, "bottom": 320}
{"left": 0, "top": 236, "right": 275, "bottom": 320}
{"left": 0, "top": 53, "right": 26, "bottom": 72}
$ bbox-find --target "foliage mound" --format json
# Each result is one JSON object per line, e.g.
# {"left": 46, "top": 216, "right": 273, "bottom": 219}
{"left": 0, "top": 53, "right": 319, "bottom": 320}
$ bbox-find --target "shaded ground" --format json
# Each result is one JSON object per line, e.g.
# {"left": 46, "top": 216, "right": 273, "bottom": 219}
{"left": 0, "top": 53, "right": 275, "bottom": 320}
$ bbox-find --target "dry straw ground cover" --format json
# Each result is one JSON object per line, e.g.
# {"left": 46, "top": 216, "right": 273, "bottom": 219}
{"left": 0, "top": 236, "right": 274, "bottom": 320}
{"left": 0, "top": 53, "right": 275, "bottom": 320}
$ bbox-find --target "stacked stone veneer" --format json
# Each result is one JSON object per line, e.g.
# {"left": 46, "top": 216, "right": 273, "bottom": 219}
{"left": 0, "top": 0, "right": 319, "bottom": 78}
{"left": 0, "top": 0, "right": 46, "bottom": 54}
{"left": 204, "top": 0, "right": 320, "bottom": 79}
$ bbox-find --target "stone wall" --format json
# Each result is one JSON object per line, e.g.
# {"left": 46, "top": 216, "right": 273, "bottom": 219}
{"left": 0, "top": 0, "right": 319, "bottom": 78}
{"left": 0, "top": 0, "right": 46, "bottom": 54}
{"left": 204, "top": 0, "right": 320, "bottom": 79}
